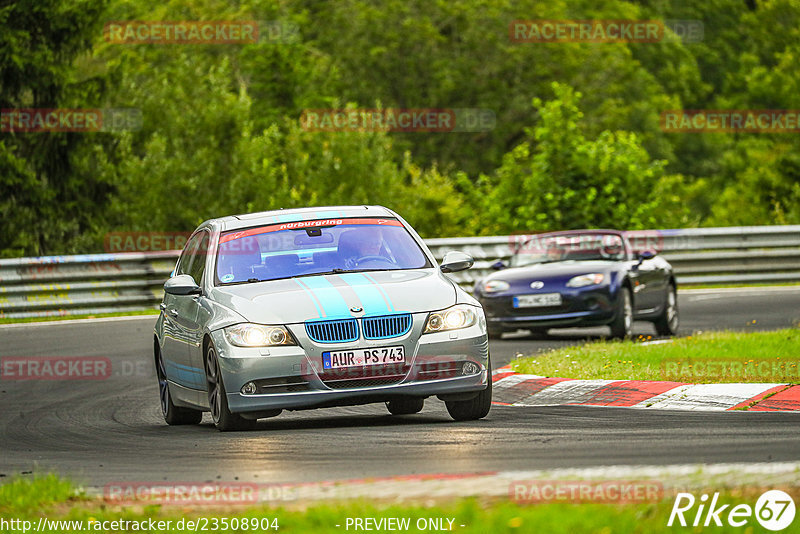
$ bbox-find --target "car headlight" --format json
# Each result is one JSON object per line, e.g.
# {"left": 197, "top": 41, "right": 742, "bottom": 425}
{"left": 566, "top": 273, "right": 605, "bottom": 288}
{"left": 482, "top": 280, "right": 510, "bottom": 293}
{"left": 423, "top": 304, "right": 478, "bottom": 334}
{"left": 224, "top": 324, "right": 295, "bottom": 347}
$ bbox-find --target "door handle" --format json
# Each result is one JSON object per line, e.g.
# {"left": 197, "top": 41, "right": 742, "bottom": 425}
{"left": 168, "top": 309, "right": 179, "bottom": 317}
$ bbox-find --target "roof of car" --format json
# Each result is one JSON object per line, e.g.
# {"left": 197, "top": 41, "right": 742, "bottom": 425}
{"left": 215, "top": 205, "right": 396, "bottom": 231}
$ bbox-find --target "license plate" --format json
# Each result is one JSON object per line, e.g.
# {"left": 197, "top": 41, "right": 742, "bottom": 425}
{"left": 513, "top": 293, "right": 562, "bottom": 308}
{"left": 322, "top": 346, "right": 405, "bottom": 369}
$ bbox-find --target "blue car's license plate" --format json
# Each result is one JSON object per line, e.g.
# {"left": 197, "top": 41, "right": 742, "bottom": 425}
{"left": 322, "top": 346, "right": 405, "bottom": 369}
{"left": 513, "top": 293, "right": 562, "bottom": 308}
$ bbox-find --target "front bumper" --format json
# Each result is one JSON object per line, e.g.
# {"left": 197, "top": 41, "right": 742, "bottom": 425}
{"left": 209, "top": 313, "right": 489, "bottom": 414}
{"left": 478, "top": 286, "right": 617, "bottom": 330}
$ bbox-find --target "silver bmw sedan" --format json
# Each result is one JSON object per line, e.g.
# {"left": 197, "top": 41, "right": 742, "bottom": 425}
{"left": 154, "top": 205, "right": 491, "bottom": 430}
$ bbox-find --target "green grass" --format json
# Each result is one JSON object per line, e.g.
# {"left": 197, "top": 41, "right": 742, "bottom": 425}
{"left": 0, "top": 474, "right": 78, "bottom": 514}
{"left": 511, "top": 329, "right": 800, "bottom": 383}
{"left": 0, "top": 309, "right": 158, "bottom": 325}
{"left": 1, "top": 475, "right": 794, "bottom": 533}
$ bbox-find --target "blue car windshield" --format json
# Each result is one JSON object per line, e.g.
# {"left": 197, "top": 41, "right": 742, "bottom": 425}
{"left": 215, "top": 218, "right": 431, "bottom": 284}
{"left": 511, "top": 233, "right": 627, "bottom": 267}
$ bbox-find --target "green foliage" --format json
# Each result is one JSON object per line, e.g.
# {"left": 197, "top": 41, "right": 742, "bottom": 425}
{"left": 0, "top": 473, "right": 77, "bottom": 513}
{"left": 3, "top": 0, "right": 800, "bottom": 257}
{"left": 0, "top": 0, "right": 110, "bottom": 257}
{"left": 478, "top": 83, "right": 690, "bottom": 234}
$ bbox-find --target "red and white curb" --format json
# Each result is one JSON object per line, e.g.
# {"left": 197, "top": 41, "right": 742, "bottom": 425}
{"left": 491, "top": 367, "right": 800, "bottom": 411}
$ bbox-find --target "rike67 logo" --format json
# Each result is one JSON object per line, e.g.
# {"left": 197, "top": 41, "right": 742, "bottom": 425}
{"left": 668, "top": 490, "right": 796, "bottom": 531}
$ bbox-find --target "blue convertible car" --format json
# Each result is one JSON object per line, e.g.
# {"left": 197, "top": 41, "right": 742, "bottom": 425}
{"left": 474, "top": 230, "right": 679, "bottom": 339}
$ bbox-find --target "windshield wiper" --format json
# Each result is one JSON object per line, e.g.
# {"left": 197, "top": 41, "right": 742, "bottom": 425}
{"left": 291, "top": 268, "right": 354, "bottom": 278}
{"left": 224, "top": 267, "right": 407, "bottom": 285}
{"left": 291, "top": 267, "right": 402, "bottom": 278}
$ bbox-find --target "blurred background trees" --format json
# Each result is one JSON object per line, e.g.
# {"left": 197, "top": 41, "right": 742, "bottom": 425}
{"left": 2, "top": 0, "right": 800, "bottom": 256}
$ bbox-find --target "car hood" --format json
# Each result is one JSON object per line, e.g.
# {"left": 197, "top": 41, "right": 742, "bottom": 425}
{"left": 209, "top": 269, "right": 456, "bottom": 324}
{"left": 485, "top": 260, "right": 621, "bottom": 283}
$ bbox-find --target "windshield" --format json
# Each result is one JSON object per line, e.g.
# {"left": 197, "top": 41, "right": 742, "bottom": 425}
{"left": 215, "top": 218, "right": 431, "bottom": 284}
{"left": 511, "top": 233, "right": 627, "bottom": 267}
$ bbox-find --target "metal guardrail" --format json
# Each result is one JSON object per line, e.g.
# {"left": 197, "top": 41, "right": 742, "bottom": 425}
{"left": 2, "top": 226, "right": 799, "bottom": 319}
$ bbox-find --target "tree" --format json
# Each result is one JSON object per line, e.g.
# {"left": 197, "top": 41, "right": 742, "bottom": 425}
{"left": 478, "top": 83, "right": 690, "bottom": 235}
{"left": 0, "top": 0, "right": 109, "bottom": 256}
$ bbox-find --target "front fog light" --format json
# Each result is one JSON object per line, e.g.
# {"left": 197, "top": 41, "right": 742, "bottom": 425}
{"left": 462, "top": 362, "right": 480, "bottom": 375}
{"left": 241, "top": 382, "right": 257, "bottom": 395}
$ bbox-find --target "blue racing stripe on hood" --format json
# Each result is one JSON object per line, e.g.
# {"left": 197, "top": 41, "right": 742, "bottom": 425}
{"left": 300, "top": 276, "right": 352, "bottom": 319}
{"left": 362, "top": 272, "right": 397, "bottom": 312}
{"left": 294, "top": 279, "right": 326, "bottom": 318}
{"left": 339, "top": 272, "right": 393, "bottom": 315}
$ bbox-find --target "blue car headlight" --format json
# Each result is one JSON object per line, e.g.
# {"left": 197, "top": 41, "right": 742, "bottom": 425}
{"left": 224, "top": 324, "right": 296, "bottom": 347}
{"left": 482, "top": 280, "right": 510, "bottom": 293}
{"left": 566, "top": 273, "right": 605, "bottom": 288}
{"left": 423, "top": 304, "right": 478, "bottom": 334}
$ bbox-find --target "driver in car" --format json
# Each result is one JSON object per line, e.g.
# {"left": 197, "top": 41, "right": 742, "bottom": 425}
{"left": 339, "top": 227, "right": 388, "bottom": 269}
{"left": 601, "top": 236, "right": 624, "bottom": 259}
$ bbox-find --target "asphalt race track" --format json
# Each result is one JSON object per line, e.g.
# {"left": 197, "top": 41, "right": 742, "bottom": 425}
{"left": 1, "top": 288, "right": 798, "bottom": 486}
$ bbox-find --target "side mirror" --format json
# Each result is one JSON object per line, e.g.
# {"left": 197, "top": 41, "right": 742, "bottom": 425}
{"left": 440, "top": 251, "right": 474, "bottom": 273}
{"left": 164, "top": 274, "right": 202, "bottom": 296}
{"left": 638, "top": 250, "right": 656, "bottom": 262}
{"left": 490, "top": 260, "right": 508, "bottom": 271}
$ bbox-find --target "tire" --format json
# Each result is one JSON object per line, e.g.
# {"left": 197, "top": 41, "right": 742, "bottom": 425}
{"left": 156, "top": 346, "right": 202, "bottom": 425}
{"left": 386, "top": 397, "right": 425, "bottom": 415}
{"left": 205, "top": 341, "right": 257, "bottom": 432}
{"left": 653, "top": 282, "right": 679, "bottom": 337}
{"left": 609, "top": 286, "right": 633, "bottom": 339}
{"left": 445, "top": 359, "right": 492, "bottom": 421}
